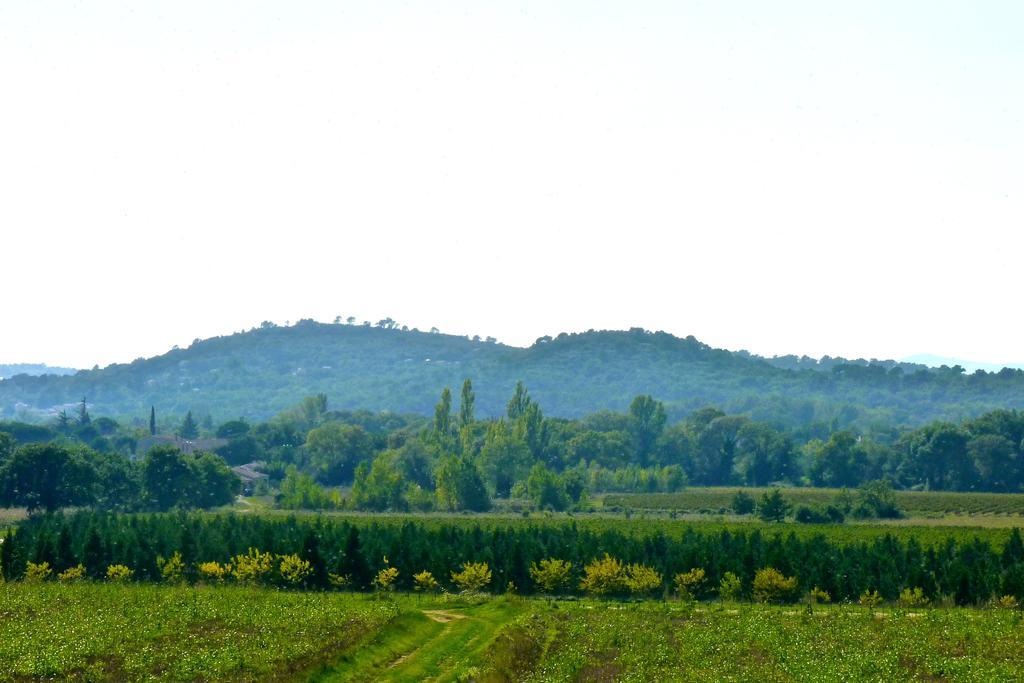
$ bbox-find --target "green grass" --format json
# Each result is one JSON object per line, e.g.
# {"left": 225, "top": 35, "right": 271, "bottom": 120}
{"left": 5, "top": 584, "right": 1024, "bottom": 682}
{"left": 604, "top": 487, "right": 1024, "bottom": 517}
{"left": 480, "top": 601, "right": 1024, "bottom": 682}
{"left": 0, "top": 582, "right": 400, "bottom": 682}
{"left": 313, "top": 598, "right": 520, "bottom": 682}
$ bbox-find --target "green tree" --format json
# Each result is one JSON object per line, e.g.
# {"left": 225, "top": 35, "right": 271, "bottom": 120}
{"left": 305, "top": 422, "right": 375, "bottom": 484}
{"left": 731, "top": 489, "right": 756, "bottom": 515}
{"left": 352, "top": 452, "right": 407, "bottom": 511}
{"left": 0, "top": 443, "right": 95, "bottom": 513}
{"left": 434, "top": 388, "right": 453, "bottom": 440}
{"left": 178, "top": 411, "right": 199, "bottom": 440}
{"left": 758, "top": 488, "right": 791, "bottom": 522}
{"left": 459, "top": 379, "right": 475, "bottom": 427}
{"left": 149, "top": 406, "right": 156, "bottom": 436}
{"left": 506, "top": 381, "right": 532, "bottom": 420}
{"left": 479, "top": 421, "right": 532, "bottom": 498}
{"left": 629, "top": 395, "right": 667, "bottom": 466}
{"left": 526, "top": 463, "right": 569, "bottom": 511}
{"left": 76, "top": 397, "right": 91, "bottom": 426}
{"left": 435, "top": 454, "right": 490, "bottom": 512}
{"left": 141, "top": 446, "right": 192, "bottom": 511}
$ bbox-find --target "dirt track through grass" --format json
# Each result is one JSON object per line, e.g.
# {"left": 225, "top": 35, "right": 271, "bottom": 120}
{"left": 310, "top": 600, "right": 517, "bottom": 683}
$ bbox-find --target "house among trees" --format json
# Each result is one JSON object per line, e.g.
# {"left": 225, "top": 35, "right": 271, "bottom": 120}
{"left": 135, "top": 434, "right": 228, "bottom": 459}
{"left": 231, "top": 462, "right": 268, "bottom": 495}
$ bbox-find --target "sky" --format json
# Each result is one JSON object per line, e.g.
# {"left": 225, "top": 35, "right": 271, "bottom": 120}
{"left": 1, "top": 1, "right": 1022, "bottom": 369}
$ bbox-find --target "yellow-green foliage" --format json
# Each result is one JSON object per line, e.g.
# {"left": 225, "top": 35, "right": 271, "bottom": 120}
{"left": 106, "top": 565, "right": 134, "bottom": 582}
{"left": 451, "top": 562, "right": 492, "bottom": 592}
{"left": 752, "top": 568, "right": 797, "bottom": 603}
{"left": 719, "top": 572, "right": 742, "bottom": 602}
{"left": 529, "top": 558, "right": 573, "bottom": 593}
{"left": 579, "top": 554, "right": 626, "bottom": 596}
{"left": 197, "top": 561, "right": 229, "bottom": 583}
{"left": 157, "top": 551, "right": 186, "bottom": 584}
{"left": 231, "top": 548, "right": 275, "bottom": 585}
{"left": 898, "top": 587, "right": 930, "bottom": 608}
{"left": 859, "top": 589, "right": 883, "bottom": 607}
{"left": 992, "top": 595, "right": 1019, "bottom": 609}
{"left": 329, "top": 572, "right": 351, "bottom": 589}
{"left": 808, "top": 586, "right": 831, "bottom": 604}
{"left": 673, "top": 568, "right": 706, "bottom": 600}
{"left": 373, "top": 566, "right": 400, "bottom": 591}
{"left": 413, "top": 571, "right": 440, "bottom": 592}
{"left": 624, "top": 563, "right": 663, "bottom": 596}
{"left": 278, "top": 554, "right": 313, "bottom": 586}
{"left": 24, "top": 562, "right": 52, "bottom": 582}
{"left": 58, "top": 564, "right": 86, "bottom": 582}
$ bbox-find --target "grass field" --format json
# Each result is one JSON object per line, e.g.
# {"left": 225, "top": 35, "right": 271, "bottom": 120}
{"left": 0, "top": 583, "right": 399, "bottom": 682}
{"left": 484, "top": 601, "right": 1024, "bottom": 682}
{"left": 3, "top": 583, "right": 1023, "bottom": 682}
{"left": 603, "top": 487, "right": 1024, "bottom": 518}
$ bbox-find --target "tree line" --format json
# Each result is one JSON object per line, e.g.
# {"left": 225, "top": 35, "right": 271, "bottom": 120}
{"left": 3, "top": 383, "right": 1024, "bottom": 515}
{"left": 3, "top": 512, "right": 1024, "bottom": 606}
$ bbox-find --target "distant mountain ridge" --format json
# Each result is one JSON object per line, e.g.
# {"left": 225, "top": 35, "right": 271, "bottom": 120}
{"left": 0, "top": 364, "right": 78, "bottom": 381}
{"left": 901, "top": 354, "right": 1024, "bottom": 374}
{"left": 1, "top": 321, "right": 1023, "bottom": 428}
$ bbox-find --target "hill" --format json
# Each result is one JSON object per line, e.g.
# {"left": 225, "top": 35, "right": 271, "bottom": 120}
{"left": 0, "top": 364, "right": 78, "bottom": 381}
{"left": 2, "top": 321, "right": 1023, "bottom": 427}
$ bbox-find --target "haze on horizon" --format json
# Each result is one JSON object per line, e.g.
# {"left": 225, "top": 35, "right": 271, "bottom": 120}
{"left": 2, "top": 1, "right": 1021, "bottom": 370}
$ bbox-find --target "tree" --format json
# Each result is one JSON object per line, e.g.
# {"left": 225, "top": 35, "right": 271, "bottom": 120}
{"left": 76, "top": 397, "right": 91, "bottom": 426}
{"left": 149, "top": 406, "right": 156, "bottom": 436}
{"left": 752, "top": 567, "right": 798, "bottom": 603}
{"left": 757, "top": 488, "right": 791, "bottom": 522}
{"left": 507, "top": 381, "right": 532, "bottom": 420}
{"left": 0, "top": 443, "right": 95, "bottom": 513}
{"left": 0, "top": 432, "right": 14, "bottom": 465}
{"left": 305, "top": 423, "right": 375, "bottom": 484}
{"left": 855, "top": 479, "right": 901, "bottom": 518}
{"left": 459, "top": 379, "right": 475, "bottom": 427}
{"left": 433, "top": 388, "right": 453, "bottom": 440}
{"left": 731, "top": 490, "right": 756, "bottom": 515}
{"left": 530, "top": 559, "right": 573, "bottom": 593}
{"left": 451, "top": 562, "right": 492, "bottom": 592}
{"left": 479, "top": 421, "right": 532, "bottom": 498}
{"left": 216, "top": 419, "right": 250, "bottom": 440}
{"left": 141, "top": 446, "right": 192, "bottom": 511}
{"left": 735, "top": 422, "right": 794, "bottom": 486}
{"left": 629, "top": 395, "right": 666, "bottom": 466}
{"left": 188, "top": 451, "right": 241, "bottom": 508}
{"left": 435, "top": 454, "right": 490, "bottom": 512}
{"left": 352, "top": 453, "right": 407, "bottom": 511}
{"left": 178, "top": 411, "right": 199, "bottom": 440}
{"left": 579, "top": 554, "right": 626, "bottom": 596}
{"left": 526, "top": 463, "right": 569, "bottom": 511}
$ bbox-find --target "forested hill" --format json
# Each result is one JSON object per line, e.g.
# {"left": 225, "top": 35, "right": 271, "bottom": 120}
{"left": 2, "top": 321, "right": 1024, "bottom": 428}
{"left": 0, "top": 364, "right": 78, "bottom": 381}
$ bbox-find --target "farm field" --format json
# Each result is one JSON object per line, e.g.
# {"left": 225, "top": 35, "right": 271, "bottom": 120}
{"left": 483, "top": 600, "right": 1024, "bottom": 682}
{"left": 3, "top": 583, "right": 1023, "bottom": 682}
{"left": 0, "top": 582, "right": 399, "bottom": 682}
{"left": 603, "top": 487, "right": 1024, "bottom": 518}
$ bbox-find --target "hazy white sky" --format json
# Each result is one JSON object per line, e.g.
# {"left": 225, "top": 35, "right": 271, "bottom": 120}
{"left": 2, "top": 1, "right": 1022, "bottom": 369}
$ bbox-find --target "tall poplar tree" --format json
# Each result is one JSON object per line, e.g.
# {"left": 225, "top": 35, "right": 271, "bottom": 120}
{"left": 459, "top": 379, "right": 475, "bottom": 427}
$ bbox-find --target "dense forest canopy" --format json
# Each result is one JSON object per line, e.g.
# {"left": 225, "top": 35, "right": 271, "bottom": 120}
{"left": 2, "top": 321, "right": 1023, "bottom": 430}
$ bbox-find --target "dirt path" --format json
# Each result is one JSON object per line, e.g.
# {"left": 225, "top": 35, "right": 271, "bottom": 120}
{"left": 310, "top": 602, "right": 517, "bottom": 683}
